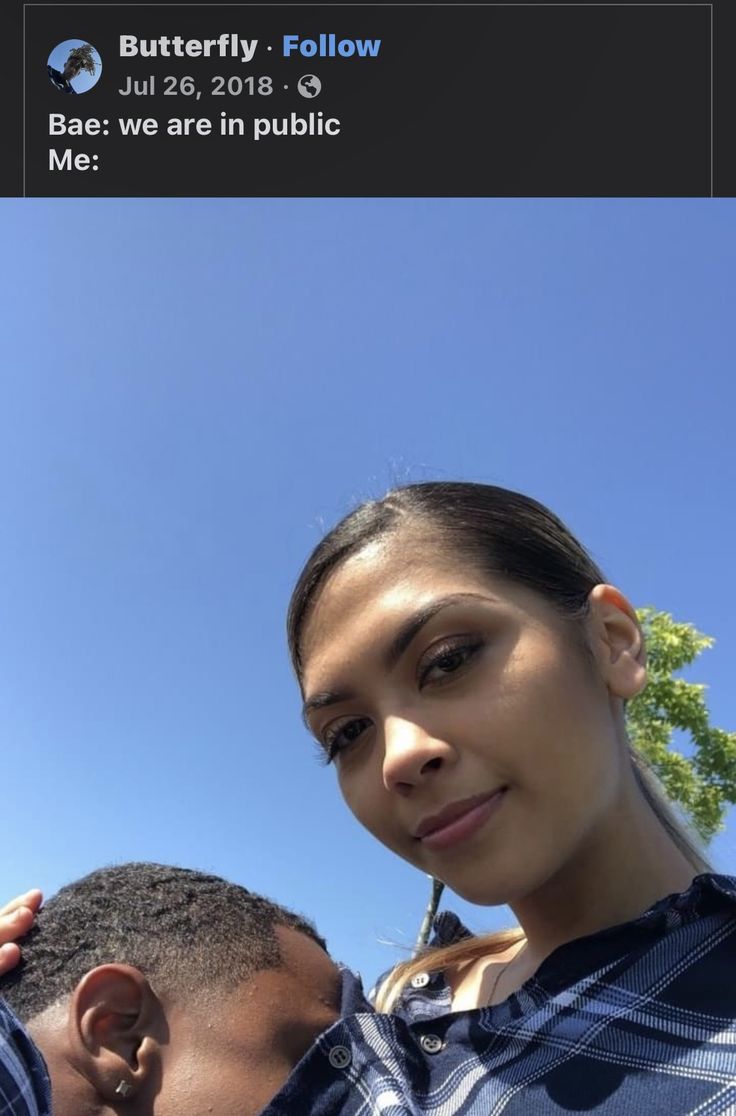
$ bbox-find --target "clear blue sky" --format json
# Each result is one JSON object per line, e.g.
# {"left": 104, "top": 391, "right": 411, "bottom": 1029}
{"left": 1, "top": 199, "right": 734, "bottom": 983}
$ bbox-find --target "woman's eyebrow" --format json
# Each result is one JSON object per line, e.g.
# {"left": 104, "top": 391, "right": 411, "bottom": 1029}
{"left": 302, "top": 688, "right": 355, "bottom": 725}
{"left": 302, "top": 591, "right": 495, "bottom": 724}
{"left": 383, "top": 591, "right": 491, "bottom": 670}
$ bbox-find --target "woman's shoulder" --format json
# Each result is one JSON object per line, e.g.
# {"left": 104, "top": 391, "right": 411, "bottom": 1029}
{"left": 430, "top": 910, "right": 475, "bottom": 947}
{"left": 369, "top": 911, "right": 477, "bottom": 1018}
{"left": 623, "top": 871, "right": 736, "bottom": 939}
{"left": 381, "top": 873, "right": 736, "bottom": 1020}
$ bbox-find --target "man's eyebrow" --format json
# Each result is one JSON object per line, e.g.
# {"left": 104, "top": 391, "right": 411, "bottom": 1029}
{"left": 302, "top": 592, "right": 494, "bottom": 725}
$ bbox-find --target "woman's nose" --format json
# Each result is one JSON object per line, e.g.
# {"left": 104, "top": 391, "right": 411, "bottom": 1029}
{"left": 382, "top": 716, "right": 451, "bottom": 794}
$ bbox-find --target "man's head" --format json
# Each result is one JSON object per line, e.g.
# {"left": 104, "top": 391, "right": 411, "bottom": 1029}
{"left": 61, "top": 57, "right": 82, "bottom": 80}
{"left": 0, "top": 863, "right": 342, "bottom": 1116}
{"left": 61, "top": 44, "right": 97, "bottom": 82}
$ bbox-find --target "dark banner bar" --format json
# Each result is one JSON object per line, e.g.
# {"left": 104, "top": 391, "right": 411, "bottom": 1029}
{"left": 15, "top": 3, "right": 716, "bottom": 196}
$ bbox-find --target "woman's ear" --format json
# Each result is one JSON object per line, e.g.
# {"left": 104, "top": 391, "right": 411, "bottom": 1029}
{"left": 586, "top": 584, "right": 647, "bottom": 700}
{"left": 67, "top": 964, "right": 164, "bottom": 1106}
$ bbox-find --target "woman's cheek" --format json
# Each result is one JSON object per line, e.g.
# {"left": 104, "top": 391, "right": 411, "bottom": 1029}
{"left": 341, "top": 779, "right": 407, "bottom": 852}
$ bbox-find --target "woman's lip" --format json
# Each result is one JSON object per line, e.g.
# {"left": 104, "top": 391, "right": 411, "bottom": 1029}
{"left": 415, "top": 789, "right": 507, "bottom": 851}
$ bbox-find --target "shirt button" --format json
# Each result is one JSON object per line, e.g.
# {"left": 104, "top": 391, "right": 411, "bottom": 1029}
{"left": 410, "top": 972, "right": 431, "bottom": 988}
{"left": 420, "top": 1034, "right": 444, "bottom": 1055}
{"left": 328, "top": 1046, "right": 352, "bottom": 1070}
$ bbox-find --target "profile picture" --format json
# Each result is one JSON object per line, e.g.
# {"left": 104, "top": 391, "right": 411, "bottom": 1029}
{"left": 47, "top": 40, "right": 102, "bottom": 94}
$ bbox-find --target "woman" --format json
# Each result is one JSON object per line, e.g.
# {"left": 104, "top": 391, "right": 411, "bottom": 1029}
{"left": 4, "top": 481, "right": 736, "bottom": 1113}
{"left": 288, "top": 480, "right": 736, "bottom": 1110}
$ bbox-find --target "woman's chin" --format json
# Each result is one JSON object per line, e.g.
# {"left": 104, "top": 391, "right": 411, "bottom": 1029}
{"left": 438, "top": 862, "right": 545, "bottom": 909}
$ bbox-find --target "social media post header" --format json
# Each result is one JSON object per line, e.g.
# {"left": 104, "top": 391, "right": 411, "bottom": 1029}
{"left": 23, "top": 4, "right": 713, "bottom": 197}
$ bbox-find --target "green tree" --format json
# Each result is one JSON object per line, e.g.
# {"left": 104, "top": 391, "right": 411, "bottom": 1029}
{"left": 415, "top": 608, "right": 736, "bottom": 948}
{"left": 627, "top": 608, "right": 736, "bottom": 843}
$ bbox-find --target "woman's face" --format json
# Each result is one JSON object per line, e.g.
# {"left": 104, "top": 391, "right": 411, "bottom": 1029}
{"left": 300, "top": 533, "right": 644, "bottom": 906}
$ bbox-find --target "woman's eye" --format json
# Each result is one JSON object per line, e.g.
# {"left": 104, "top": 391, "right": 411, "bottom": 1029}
{"left": 322, "top": 717, "right": 371, "bottom": 764}
{"left": 434, "top": 650, "right": 466, "bottom": 672}
{"left": 419, "top": 640, "right": 483, "bottom": 685}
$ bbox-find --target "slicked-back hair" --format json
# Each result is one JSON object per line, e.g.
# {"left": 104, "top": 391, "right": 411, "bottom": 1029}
{"left": 0, "top": 862, "right": 327, "bottom": 1023}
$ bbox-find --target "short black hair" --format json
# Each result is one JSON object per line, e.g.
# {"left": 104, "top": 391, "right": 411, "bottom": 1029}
{"left": 0, "top": 862, "right": 327, "bottom": 1023}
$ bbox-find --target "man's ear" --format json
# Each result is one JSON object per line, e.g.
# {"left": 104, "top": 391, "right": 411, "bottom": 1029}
{"left": 586, "top": 584, "right": 647, "bottom": 700}
{"left": 67, "top": 964, "right": 164, "bottom": 1105}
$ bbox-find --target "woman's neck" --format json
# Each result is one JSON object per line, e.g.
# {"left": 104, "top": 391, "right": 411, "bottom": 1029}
{"left": 449, "top": 789, "right": 699, "bottom": 1011}
{"left": 510, "top": 786, "right": 699, "bottom": 968}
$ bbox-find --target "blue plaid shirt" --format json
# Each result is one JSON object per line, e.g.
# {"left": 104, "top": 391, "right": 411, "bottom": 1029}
{"left": 46, "top": 66, "right": 76, "bottom": 94}
{"left": 0, "top": 1001, "right": 51, "bottom": 1116}
{"left": 262, "top": 873, "right": 736, "bottom": 1115}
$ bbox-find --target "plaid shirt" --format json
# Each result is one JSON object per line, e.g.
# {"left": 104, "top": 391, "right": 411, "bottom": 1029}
{"left": 46, "top": 66, "right": 77, "bottom": 94}
{"left": 263, "top": 873, "right": 736, "bottom": 1116}
{"left": 0, "top": 1001, "right": 51, "bottom": 1116}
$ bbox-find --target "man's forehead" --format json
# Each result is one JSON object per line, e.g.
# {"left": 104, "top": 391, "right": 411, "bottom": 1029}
{"left": 276, "top": 926, "right": 335, "bottom": 972}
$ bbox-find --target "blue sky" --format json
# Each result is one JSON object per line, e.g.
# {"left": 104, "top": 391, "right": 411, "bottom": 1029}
{"left": 1, "top": 199, "right": 734, "bottom": 983}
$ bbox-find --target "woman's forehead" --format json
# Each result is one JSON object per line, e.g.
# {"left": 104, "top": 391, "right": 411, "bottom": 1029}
{"left": 304, "top": 544, "right": 467, "bottom": 639}
{"left": 299, "top": 546, "right": 530, "bottom": 685}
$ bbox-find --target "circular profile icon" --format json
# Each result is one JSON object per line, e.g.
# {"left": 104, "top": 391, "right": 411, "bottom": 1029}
{"left": 297, "top": 74, "right": 321, "bottom": 98}
{"left": 47, "top": 40, "right": 102, "bottom": 94}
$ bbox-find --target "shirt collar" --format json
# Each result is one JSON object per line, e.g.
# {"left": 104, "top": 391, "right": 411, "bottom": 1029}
{"left": 428, "top": 873, "right": 736, "bottom": 997}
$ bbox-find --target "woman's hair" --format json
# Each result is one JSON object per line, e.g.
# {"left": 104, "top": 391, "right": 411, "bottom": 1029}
{"left": 288, "top": 482, "right": 711, "bottom": 1009}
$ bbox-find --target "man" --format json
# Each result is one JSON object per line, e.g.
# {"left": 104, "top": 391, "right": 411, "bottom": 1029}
{"left": 47, "top": 44, "right": 97, "bottom": 94}
{"left": 1, "top": 863, "right": 444, "bottom": 1116}
{"left": 0, "top": 863, "right": 350, "bottom": 1116}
